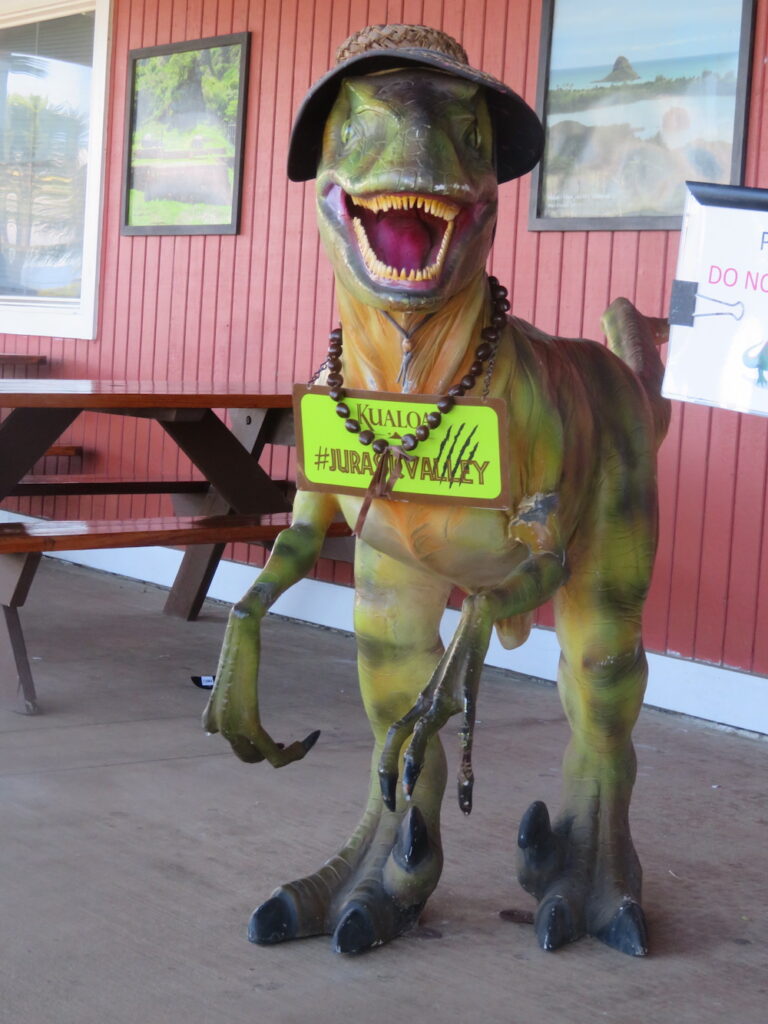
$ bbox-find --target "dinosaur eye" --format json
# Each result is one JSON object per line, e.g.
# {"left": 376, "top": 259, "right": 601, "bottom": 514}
{"left": 464, "top": 121, "right": 481, "bottom": 152}
{"left": 340, "top": 119, "right": 361, "bottom": 146}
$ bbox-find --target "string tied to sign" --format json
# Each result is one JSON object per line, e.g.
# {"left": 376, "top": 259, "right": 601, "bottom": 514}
{"left": 353, "top": 444, "right": 416, "bottom": 536}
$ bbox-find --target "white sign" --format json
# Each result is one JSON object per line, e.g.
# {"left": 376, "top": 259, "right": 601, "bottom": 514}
{"left": 663, "top": 181, "right": 768, "bottom": 418}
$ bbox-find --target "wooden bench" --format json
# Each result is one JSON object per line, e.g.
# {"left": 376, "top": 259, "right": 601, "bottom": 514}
{"left": 8, "top": 473, "right": 296, "bottom": 501}
{"left": 37, "top": 444, "right": 83, "bottom": 460}
{"left": 9, "top": 474, "right": 213, "bottom": 498}
{"left": 0, "top": 512, "right": 352, "bottom": 714}
{"left": 0, "top": 354, "right": 48, "bottom": 370}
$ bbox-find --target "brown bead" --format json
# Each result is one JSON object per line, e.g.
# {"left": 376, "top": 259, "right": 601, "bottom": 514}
{"left": 326, "top": 356, "right": 342, "bottom": 372}
{"left": 327, "top": 372, "right": 343, "bottom": 387}
{"left": 448, "top": 384, "right": 465, "bottom": 397}
{"left": 400, "top": 433, "right": 418, "bottom": 451}
{"left": 328, "top": 386, "right": 345, "bottom": 401}
{"left": 437, "top": 396, "right": 455, "bottom": 413}
{"left": 475, "top": 341, "right": 493, "bottom": 360}
{"left": 415, "top": 424, "right": 430, "bottom": 441}
{"left": 327, "top": 340, "right": 342, "bottom": 355}
{"left": 469, "top": 360, "right": 484, "bottom": 376}
{"left": 426, "top": 411, "right": 442, "bottom": 428}
{"left": 491, "top": 313, "right": 506, "bottom": 327}
{"left": 372, "top": 438, "right": 388, "bottom": 455}
{"left": 335, "top": 402, "right": 350, "bottom": 418}
{"left": 498, "top": 297, "right": 510, "bottom": 311}
{"left": 358, "top": 430, "right": 374, "bottom": 445}
{"left": 329, "top": 328, "right": 342, "bottom": 341}
{"left": 345, "top": 418, "right": 360, "bottom": 433}
{"left": 481, "top": 326, "right": 499, "bottom": 342}
{"left": 461, "top": 374, "right": 476, "bottom": 390}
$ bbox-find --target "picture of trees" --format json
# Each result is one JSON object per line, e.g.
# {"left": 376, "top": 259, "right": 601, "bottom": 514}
{"left": 123, "top": 34, "right": 249, "bottom": 234}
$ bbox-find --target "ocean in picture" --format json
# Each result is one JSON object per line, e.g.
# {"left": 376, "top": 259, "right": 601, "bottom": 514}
{"left": 548, "top": 51, "right": 739, "bottom": 93}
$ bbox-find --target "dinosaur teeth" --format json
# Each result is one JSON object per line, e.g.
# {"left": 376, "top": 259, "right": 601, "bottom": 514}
{"left": 352, "top": 193, "right": 460, "bottom": 221}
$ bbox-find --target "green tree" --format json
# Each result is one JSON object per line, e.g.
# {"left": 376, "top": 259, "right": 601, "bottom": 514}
{"left": 0, "top": 93, "right": 87, "bottom": 295}
{"left": 134, "top": 44, "right": 241, "bottom": 129}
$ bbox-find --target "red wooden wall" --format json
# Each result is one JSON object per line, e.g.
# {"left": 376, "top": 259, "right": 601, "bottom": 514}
{"left": 1, "top": 0, "right": 767, "bottom": 676}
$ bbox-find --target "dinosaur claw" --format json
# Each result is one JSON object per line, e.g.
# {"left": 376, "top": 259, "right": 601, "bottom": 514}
{"left": 402, "top": 756, "right": 422, "bottom": 797}
{"left": 332, "top": 903, "right": 377, "bottom": 955}
{"left": 457, "top": 775, "right": 473, "bottom": 815}
{"left": 332, "top": 896, "right": 424, "bottom": 955}
{"left": 535, "top": 895, "right": 579, "bottom": 952}
{"left": 379, "top": 768, "right": 398, "bottom": 811}
{"left": 248, "top": 891, "right": 298, "bottom": 945}
{"left": 595, "top": 899, "right": 648, "bottom": 957}
{"left": 393, "top": 806, "right": 430, "bottom": 870}
{"left": 303, "top": 729, "right": 321, "bottom": 753}
{"left": 518, "top": 800, "right": 553, "bottom": 852}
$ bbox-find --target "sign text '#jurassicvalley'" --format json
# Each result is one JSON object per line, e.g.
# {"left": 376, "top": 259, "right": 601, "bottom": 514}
{"left": 293, "top": 386, "right": 511, "bottom": 508}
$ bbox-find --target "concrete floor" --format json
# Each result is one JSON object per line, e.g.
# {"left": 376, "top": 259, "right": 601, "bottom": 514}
{"left": 1, "top": 559, "right": 766, "bottom": 1024}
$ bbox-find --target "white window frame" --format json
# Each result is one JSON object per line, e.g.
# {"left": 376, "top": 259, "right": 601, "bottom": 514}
{"left": 0, "top": 0, "right": 110, "bottom": 340}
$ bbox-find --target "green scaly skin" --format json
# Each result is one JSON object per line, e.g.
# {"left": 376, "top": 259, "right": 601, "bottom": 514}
{"left": 204, "top": 69, "right": 671, "bottom": 956}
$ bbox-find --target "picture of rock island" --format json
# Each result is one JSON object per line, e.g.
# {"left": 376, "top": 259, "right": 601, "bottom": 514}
{"left": 540, "top": 0, "right": 748, "bottom": 221}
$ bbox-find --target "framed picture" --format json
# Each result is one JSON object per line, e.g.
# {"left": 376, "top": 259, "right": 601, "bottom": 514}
{"left": 529, "top": 0, "right": 755, "bottom": 231}
{"left": 121, "top": 33, "right": 250, "bottom": 236}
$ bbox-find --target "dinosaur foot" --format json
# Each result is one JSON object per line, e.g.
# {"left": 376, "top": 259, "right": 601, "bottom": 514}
{"left": 517, "top": 800, "right": 648, "bottom": 957}
{"left": 250, "top": 806, "right": 441, "bottom": 954}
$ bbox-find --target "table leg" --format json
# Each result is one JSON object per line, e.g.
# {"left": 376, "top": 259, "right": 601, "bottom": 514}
{"left": 0, "top": 408, "right": 81, "bottom": 500}
{"left": 160, "top": 409, "right": 289, "bottom": 513}
{"left": 0, "top": 552, "right": 42, "bottom": 713}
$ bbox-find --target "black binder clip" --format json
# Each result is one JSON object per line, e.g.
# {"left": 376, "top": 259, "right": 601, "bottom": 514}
{"left": 669, "top": 280, "right": 745, "bottom": 327}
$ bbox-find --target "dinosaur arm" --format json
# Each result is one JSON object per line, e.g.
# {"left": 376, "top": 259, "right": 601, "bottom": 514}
{"left": 202, "top": 489, "right": 341, "bottom": 765}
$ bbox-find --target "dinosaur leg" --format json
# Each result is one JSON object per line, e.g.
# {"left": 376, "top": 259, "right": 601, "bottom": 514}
{"left": 251, "top": 539, "right": 451, "bottom": 953}
{"left": 517, "top": 558, "right": 651, "bottom": 957}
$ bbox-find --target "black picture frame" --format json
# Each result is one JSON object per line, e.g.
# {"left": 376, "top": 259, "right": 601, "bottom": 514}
{"left": 529, "top": 0, "right": 755, "bottom": 231}
{"left": 121, "top": 32, "right": 250, "bottom": 236}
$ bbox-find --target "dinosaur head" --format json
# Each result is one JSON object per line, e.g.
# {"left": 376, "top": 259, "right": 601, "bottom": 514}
{"left": 316, "top": 71, "right": 498, "bottom": 311}
{"left": 288, "top": 25, "right": 543, "bottom": 312}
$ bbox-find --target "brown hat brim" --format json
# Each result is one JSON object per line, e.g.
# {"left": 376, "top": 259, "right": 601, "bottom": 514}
{"left": 287, "top": 48, "right": 544, "bottom": 185}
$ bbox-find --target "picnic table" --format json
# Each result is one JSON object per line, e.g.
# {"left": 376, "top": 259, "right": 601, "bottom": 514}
{"left": 0, "top": 379, "right": 351, "bottom": 712}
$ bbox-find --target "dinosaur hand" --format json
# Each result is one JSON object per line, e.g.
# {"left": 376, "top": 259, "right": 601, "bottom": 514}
{"left": 378, "top": 592, "right": 497, "bottom": 814}
{"left": 377, "top": 682, "right": 458, "bottom": 811}
{"left": 202, "top": 597, "right": 320, "bottom": 767}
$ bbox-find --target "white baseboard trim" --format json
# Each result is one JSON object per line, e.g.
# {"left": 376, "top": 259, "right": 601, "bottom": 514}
{"left": 3, "top": 510, "right": 766, "bottom": 734}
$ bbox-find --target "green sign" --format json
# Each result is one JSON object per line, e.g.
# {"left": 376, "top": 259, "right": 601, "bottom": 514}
{"left": 294, "top": 386, "right": 510, "bottom": 508}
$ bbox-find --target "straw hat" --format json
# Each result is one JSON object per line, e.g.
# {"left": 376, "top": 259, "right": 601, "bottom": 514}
{"left": 288, "top": 23, "right": 543, "bottom": 184}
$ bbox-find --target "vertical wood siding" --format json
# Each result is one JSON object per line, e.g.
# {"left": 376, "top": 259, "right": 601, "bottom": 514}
{"left": 1, "top": 0, "right": 767, "bottom": 676}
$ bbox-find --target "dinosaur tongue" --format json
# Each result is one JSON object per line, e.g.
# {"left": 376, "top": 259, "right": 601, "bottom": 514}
{"left": 367, "top": 211, "right": 433, "bottom": 272}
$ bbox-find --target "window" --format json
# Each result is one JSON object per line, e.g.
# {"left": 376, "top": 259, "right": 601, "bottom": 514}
{"left": 0, "top": 0, "right": 109, "bottom": 339}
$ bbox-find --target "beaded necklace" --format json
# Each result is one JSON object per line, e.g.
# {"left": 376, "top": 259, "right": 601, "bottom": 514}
{"left": 310, "top": 275, "right": 510, "bottom": 533}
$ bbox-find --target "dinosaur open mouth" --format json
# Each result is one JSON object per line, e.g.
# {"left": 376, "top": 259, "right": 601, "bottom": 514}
{"left": 346, "top": 193, "right": 460, "bottom": 282}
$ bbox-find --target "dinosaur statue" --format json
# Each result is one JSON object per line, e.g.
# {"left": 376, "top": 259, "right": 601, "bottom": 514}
{"left": 743, "top": 340, "right": 768, "bottom": 386}
{"left": 203, "top": 24, "right": 671, "bottom": 958}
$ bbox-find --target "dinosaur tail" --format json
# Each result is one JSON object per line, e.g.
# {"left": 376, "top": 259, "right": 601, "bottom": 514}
{"left": 601, "top": 297, "right": 672, "bottom": 448}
